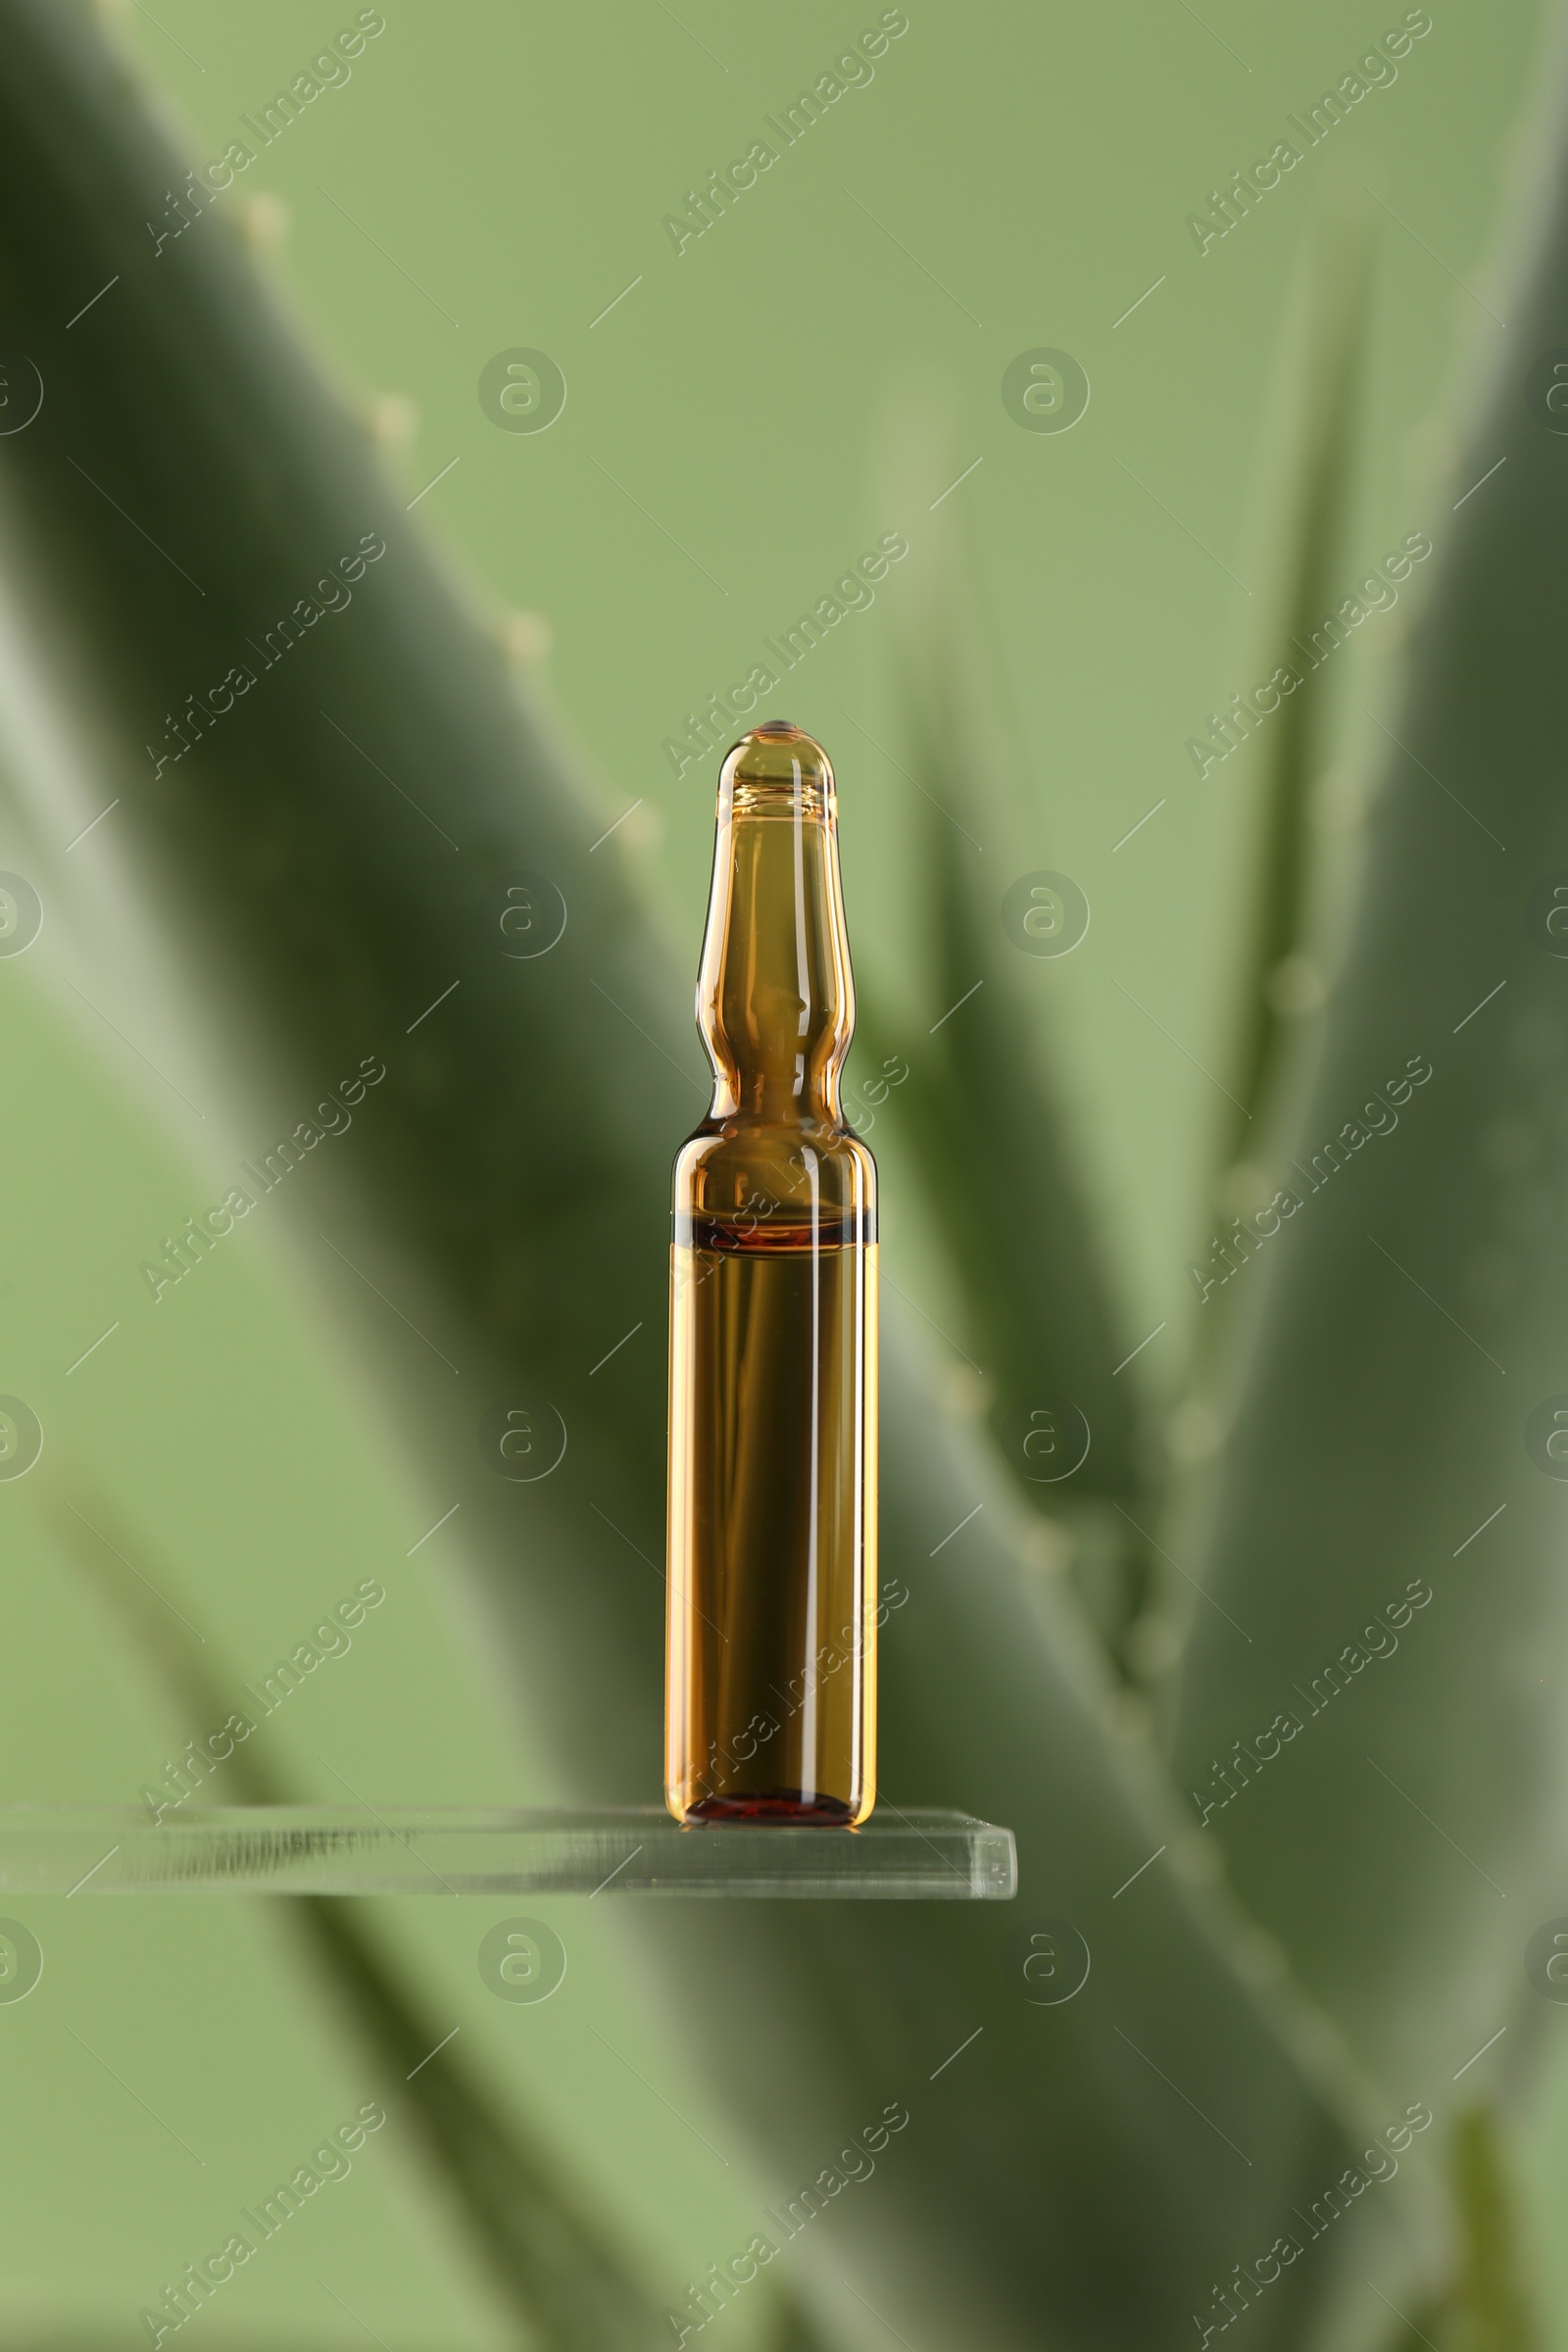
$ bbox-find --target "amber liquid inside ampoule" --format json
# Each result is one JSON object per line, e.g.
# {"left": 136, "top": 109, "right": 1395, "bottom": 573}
{"left": 665, "top": 724, "right": 877, "bottom": 1825}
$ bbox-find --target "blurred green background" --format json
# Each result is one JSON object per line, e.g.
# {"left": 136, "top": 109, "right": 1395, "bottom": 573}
{"left": 1, "top": 0, "right": 1561, "bottom": 2342}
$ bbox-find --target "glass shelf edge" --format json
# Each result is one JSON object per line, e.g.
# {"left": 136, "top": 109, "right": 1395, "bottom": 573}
{"left": 0, "top": 1806, "right": 1018, "bottom": 1900}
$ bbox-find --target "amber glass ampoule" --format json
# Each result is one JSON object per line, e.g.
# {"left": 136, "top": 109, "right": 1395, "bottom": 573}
{"left": 665, "top": 721, "right": 878, "bottom": 1826}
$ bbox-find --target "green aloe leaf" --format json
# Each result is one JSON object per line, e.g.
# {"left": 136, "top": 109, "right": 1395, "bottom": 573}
{"left": 1152, "top": 218, "right": 1376, "bottom": 1674}
{"left": 1371, "top": 2109, "right": 1545, "bottom": 2352}
{"left": 1218, "top": 215, "right": 1376, "bottom": 1176}
{"left": 853, "top": 598, "right": 1151, "bottom": 1663}
{"left": 0, "top": 5, "right": 1459, "bottom": 2345}
{"left": 1167, "top": 52, "right": 1568, "bottom": 2298}
{"left": 30, "top": 1458, "right": 684, "bottom": 2352}
{"left": 1444, "top": 2107, "right": 1545, "bottom": 2352}
{"left": 854, "top": 556, "right": 1142, "bottom": 1517}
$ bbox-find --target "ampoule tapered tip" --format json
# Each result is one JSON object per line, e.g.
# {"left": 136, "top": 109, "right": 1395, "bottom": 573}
{"left": 723, "top": 721, "right": 834, "bottom": 799}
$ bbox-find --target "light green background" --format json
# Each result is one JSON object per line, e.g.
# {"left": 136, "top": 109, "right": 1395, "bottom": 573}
{"left": 1, "top": 0, "right": 1558, "bottom": 2339}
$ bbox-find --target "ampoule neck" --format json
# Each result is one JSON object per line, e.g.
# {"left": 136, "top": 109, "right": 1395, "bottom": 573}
{"left": 697, "top": 723, "right": 855, "bottom": 1127}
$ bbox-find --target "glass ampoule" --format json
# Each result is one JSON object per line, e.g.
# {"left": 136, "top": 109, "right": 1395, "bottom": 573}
{"left": 665, "top": 722, "right": 878, "bottom": 1825}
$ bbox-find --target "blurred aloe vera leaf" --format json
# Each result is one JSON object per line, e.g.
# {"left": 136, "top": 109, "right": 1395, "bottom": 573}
{"left": 28, "top": 1460, "right": 687, "bottom": 2352}
{"left": 854, "top": 539, "right": 1141, "bottom": 1512}
{"left": 0, "top": 0, "right": 690, "bottom": 1790}
{"left": 1216, "top": 216, "right": 1375, "bottom": 1181}
{"left": 1442, "top": 2108, "right": 1545, "bottom": 2352}
{"left": 846, "top": 530, "right": 1149, "bottom": 1666}
{"left": 0, "top": 6, "right": 1436, "bottom": 2344}
{"left": 1167, "top": 46, "right": 1568, "bottom": 2248}
{"left": 1375, "top": 2108, "right": 1547, "bottom": 2352}
{"left": 1147, "top": 223, "right": 1376, "bottom": 1674}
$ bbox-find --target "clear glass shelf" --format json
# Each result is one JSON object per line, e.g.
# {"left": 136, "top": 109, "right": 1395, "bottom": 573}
{"left": 0, "top": 1807, "right": 1016, "bottom": 1899}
